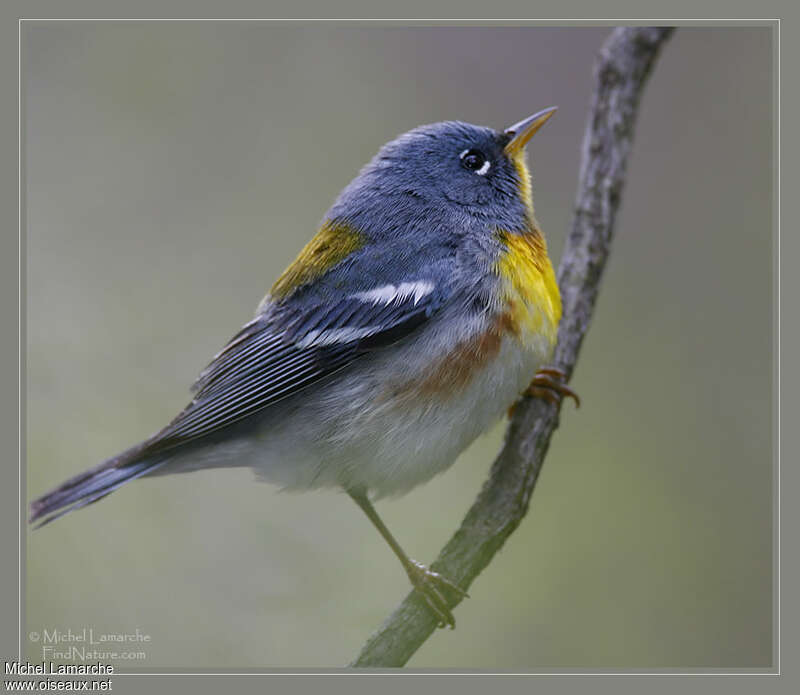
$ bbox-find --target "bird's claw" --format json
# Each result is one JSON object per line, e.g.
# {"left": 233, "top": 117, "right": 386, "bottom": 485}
{"left": 406, "top": 560, "right": 468, "bottom": 629}
{"left": 524, "top": 367, "right": 581, "bottom": 409}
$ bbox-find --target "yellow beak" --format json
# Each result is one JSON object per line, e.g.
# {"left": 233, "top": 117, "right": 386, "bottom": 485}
{"left": 503, "top": 106, "right": 558, "bottom": 156}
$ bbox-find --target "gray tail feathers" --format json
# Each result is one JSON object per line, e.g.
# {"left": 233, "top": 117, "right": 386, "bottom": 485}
{"left": 29, "top": 451, "right": 167, "bottom": 529}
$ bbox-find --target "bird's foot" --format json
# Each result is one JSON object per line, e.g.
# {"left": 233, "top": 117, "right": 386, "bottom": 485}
{"left": 525, "top": 367, "right": 581, "bottom": 408}
{"left": 509, "top": 367, "right": 580, "bottom": 417}
{"left": 405, "top": 560, "right": 468, "bottom": 629}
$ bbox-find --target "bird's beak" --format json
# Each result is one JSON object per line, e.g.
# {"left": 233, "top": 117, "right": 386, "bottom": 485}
{"left": 503, "top": 106, "right": 558, "bottom": 156}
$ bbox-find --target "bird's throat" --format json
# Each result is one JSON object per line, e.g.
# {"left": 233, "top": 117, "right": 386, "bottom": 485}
{"left": 495, "top": 228, "right": 561, "bottom": 345}
{"left": 510, "top": 150, "right": 536, "bottom": 222}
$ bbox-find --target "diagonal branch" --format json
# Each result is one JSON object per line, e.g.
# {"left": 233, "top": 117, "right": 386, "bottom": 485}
{"left": 350, "top": 26, "right": 675, "bottom": 668}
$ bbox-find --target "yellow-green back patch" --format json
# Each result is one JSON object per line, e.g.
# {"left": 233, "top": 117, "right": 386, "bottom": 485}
{"left": 270, "top": 219, "right": 365, "bottom": 300}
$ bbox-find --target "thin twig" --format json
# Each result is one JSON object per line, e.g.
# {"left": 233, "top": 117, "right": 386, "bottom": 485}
{"left": 350, "top": 26, "right": 675, "bottom": 668}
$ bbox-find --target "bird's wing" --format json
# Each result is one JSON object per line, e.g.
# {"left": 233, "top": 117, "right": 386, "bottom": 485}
{"left": 139, "top": 280, "right": 448, "bottom": 456}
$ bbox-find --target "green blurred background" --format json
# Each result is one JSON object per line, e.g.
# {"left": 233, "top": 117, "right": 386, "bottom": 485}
{"left": 24, "top": 24, "right": 773, "bottom": 669}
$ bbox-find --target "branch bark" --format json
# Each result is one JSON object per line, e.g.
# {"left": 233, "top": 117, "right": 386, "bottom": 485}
{"left": 350, "top": 26, "right": 675, "bottom": 668}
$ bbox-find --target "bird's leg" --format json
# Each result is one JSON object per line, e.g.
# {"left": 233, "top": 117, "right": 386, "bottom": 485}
{"left": 508, "top": 366, "right": 580, "bottom": 417}
{"left": 348, "top": 488, "right": 468, "bottom": 629}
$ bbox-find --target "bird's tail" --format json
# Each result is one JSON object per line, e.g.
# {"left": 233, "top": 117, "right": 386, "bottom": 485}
{"left": 29, "top": 448, "right": 167, "bottom": 529}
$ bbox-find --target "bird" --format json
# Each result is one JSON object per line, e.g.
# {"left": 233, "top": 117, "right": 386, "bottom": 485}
{"left": 29, "top": 106, "right": 578, "bottom": 628}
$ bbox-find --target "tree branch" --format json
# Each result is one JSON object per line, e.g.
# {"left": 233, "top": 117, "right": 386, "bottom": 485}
{"left": 350, "top": 26, "right": 675, "bottom": 668}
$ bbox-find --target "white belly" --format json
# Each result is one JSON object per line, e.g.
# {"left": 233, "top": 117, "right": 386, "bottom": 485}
{"left": 161, "top": 311, "right": 555, "bottom": 499}
{"left": 252, "top": 320, "right": 552, "bottom": 498}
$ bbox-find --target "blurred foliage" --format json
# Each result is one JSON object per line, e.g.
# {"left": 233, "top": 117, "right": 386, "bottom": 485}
{"left": 25, "top": 25, "right": 772, "bottom": 668}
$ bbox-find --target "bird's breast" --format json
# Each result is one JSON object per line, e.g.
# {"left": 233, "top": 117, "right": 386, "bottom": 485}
{"left": 494, "top": 229, "right": 561, "bottom": 349}
{"left": 387, "top": 311, "right": 518, "bottom": 401}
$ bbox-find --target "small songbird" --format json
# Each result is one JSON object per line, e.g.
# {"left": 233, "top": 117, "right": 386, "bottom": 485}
{"left": 30, "top": 107, "right": 578, "bottom": 628}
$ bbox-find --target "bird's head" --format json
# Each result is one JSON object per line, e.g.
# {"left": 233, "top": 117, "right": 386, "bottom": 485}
{"left": 327, "top": 107, "right": 557, "bottom": 239}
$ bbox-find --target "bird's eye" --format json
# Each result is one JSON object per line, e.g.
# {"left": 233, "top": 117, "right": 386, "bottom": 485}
{"left": 459, "top": 149, "right": 490, "bottom": 175}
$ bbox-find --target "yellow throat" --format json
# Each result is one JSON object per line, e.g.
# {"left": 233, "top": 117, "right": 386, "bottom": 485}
{"left": 495, "top": 152, "right": 561, "bottom": 344}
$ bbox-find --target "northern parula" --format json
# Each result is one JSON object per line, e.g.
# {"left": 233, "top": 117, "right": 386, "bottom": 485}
{"left": 30, "top": 107, "right": 578, "bottom": 628}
